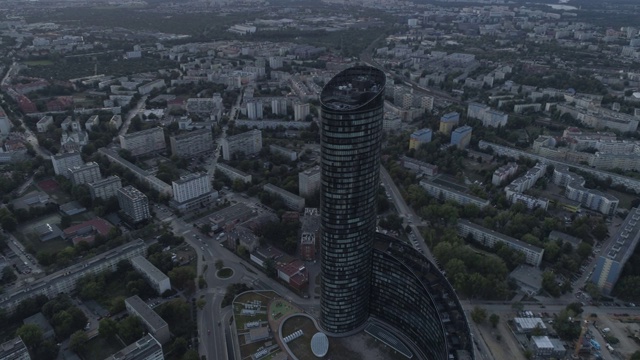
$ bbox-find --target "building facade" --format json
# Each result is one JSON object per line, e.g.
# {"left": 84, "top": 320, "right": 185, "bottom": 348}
{"left": 269, "top": 145, "right": 297, "bottom": 161}
{"left": 51, "top": 152, "right": 83, "bottom": 178}
{"left": 409, "top": 128, "right": 433, "bottom": 150}
{"left": 119, "top": 127, "right": 166, "bottom": 156}
{"left": 439, "top": 112, "right": 460, "bottom": 135}
{"left": 69, "top": 162, "right": 102, "bottom": 186}
{"left": 420, "top": 178, "right": 490, "bottom": 208}
{"left": 298, "top": 166, "right": 321, "bottom": 198}
{"left": 220, "top": 129, "right": 262, "bottom": 161}
{"left": 319, "top": 66, "right": 385, "bottom": 333}
{"left": 131, "top": 256, "right": 171, "bottom": 294}
{"left": 294, "top": 102, "right": 310, "bottom": 121}
{"left": 117, "top": 186, "right": 151, "bottom": 223}
{"left": 215, "top": 163, "right": 252, "bottom": 184}
{"left": 0, "top": 337, "right": 30, "bottom": 360}
{"left": 451, "top": 125, "right": 472, "bottom": 149}
{"left": 124, "top": 296, "right": 170, "bottom": 344}
{"left": 263, "top": 184, "right": 305, "bottom": 211}
{"left": 169, "top": 129, "right": 214, "bottom": 158}
{"left": 89, "top": 176, "right": 123, "bottom": 200}
{"left": 105, "top": 334, "right": 164, "bottom": 360}
{"left": 170, "top": 173, "right": 216, "bottom": 213}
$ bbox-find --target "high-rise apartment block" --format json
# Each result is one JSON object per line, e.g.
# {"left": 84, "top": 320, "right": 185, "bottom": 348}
{"left": 117, "top": 186, "right": 151, "bottom": 223}
{"left": 69, "top": 162, "right": 102, "bottom": 186}
{"left": 451, "top": 125, "right": 473, "bottom": 149}
{"left": 271, "top": 98, "right": 288, "bottom": 116}
{"left": 51, "top": 152, "right": 83, "bottom": 178}
{"left": 439, "top": 112, "right": 460, "bottom": 135}
{"left": 409, "top": 128, "right": 433, "bottom": 150}
{"left": 294, "top": 102, "right": 310, "bottom": 121}
{"left": 298, "top": 166, "right": 320, "bottom": 198}
{"left": 170, "top": 173, "right": 216, "bottom": 212}
{"left": 119, "top": 127, "right": 166, "bottom": 156}
{"left": 89, "top": 176, "right": 123, "bottom": 200}
{"left": 246, "top": 100, "right": 263, "bottom": 120}
{"left": 220, "top": 129, "right": 262, "bottom": 161}
{"left": 169, "top": 129, "right": 213, "bottom": 158}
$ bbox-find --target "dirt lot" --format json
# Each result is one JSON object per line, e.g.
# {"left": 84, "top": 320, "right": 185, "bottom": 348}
{"left": 594, "top": 313, "right": 640, "bottom": 358}
{"left": 476, "top": 318, "right": 527, "bottom": 360}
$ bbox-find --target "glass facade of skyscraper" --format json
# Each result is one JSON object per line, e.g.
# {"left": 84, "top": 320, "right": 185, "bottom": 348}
{"left": 320, "top": 66, "right": 386, "bottom": 333}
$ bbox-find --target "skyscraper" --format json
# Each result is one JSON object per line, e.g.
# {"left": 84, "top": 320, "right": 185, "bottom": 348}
{"left": 320, "top": 65, "right": 386, "bottom": 333}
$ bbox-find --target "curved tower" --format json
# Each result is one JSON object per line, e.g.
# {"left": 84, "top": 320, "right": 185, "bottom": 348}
{"left": 319, "top": 65, "right": 386, "bottom": 333}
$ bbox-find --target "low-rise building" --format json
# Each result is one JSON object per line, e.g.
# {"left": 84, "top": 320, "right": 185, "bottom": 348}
{"left": 401, "top": 156, "right": 438, "bottom": 176}
{"left": 513, "top": 318, "right": 547, "bottom": 334}
{"left": 85, "top": 115, "right": 100, "bottom": 131}
{"left": 491, "top": 162, "right": 518, "bottom": 186}
{"left": 552, "top": 166, "right": 619, "bottom": 215}
{"left": 269, "top": 145, "right": 297, "bottom": 161}
{"left": 130, "top": 256, "right": 171, "bottom": 295}
{"left": 263, "top": 184, "right": 305, "bottom": 211}
{"left": 36, "top": 116, "right": 53, "bottom": 133}
{"left": 124, "top": 295, "right": 170, "bottom": 344}
{"left": 420, "top": 176, "right": 489, "bottom": 208}
{"left": 530, "top": 336, "right": 566, "bottom": 360}
{"left": 215, "top": 163, "right": 252, "bottom": 184}
{"left": 457, "top": 220, "right": 544, "bottom": 267}
{"left": 62, "top": 217, "right": 114, "bottom": 245}
{"left": 98, "top": 148, "right": 172, "bottom": 196}
{"left": 277, "top": 260, "right": 309, "bottom": 291}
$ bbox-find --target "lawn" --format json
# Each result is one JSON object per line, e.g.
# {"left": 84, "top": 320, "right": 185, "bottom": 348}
{"left": 81, "top": 335, "right": 125, "bottom": 360}
{"left": 217, "top": 267, "right": 233, "bottom": 278}
{"left": 281, "top": 316, "right": 320, "bottom": 360}
{"left": 607, "top": 188, "right": 637, "bottom": 210}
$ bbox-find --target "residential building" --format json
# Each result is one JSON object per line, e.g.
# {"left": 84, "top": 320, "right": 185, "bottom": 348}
{"left": 263, "top": 184, "right": 305, "bottom": 211}
{"left": 492, "top": 162, "right": 518, "bottom": 186}
{"left": 69, "top": 162, "right": 102, "bottom": 186}
{"left": 51, "top": 152, "right": 83, "bottom": 178}
{"left": 552, "top": 166, "right": 619, "bottom": 215}
{"left": 450, "top": 125, "right": 472, "bottom": 149}
{"left": 98, "top": 148, "right": 172, "bottom": 196}
{"left": 88, "top": 176, "right": 122, "bottom": 200}
{"left": 420, "top": 177, "right": 490, "bottom": 208}
{"left": 170, "top": 173, "right": 216, "bottom": 213}
{"left": 530, "top": 336, "right": 566, "bottom": 360}
{"left": 409, "top": 128, "right": 432, "bottom": 150}
{"left": 467, "top": 103, "right": 508, "bottom": 127}
{"left": 138, "top": 79, "right": 165, "bottom": 95}
{"left": 124, "top": 296, "right": 170, "bottom": 344}
{"left": 246, "top": 100, "right": 263, "bottom": 120}
{"left": 169, "top": 129, "right": 213, "bottom": 157}
{"left": 269, "top": 144, "right": 297, "bottom": 161}
{"left": 0, "top": 108, "right": 11, "bottom": 137}
{"left": 220, "top": 129, "right": 262, "bottom": 161}
{"left": 85, "top": 115, "right": 100, "bottom": 131}
{"left": 117, "top": 186, "right": 151, "bottom": 223}
{"left": 271, "top": 98, "right": 287, "bottom": 115}
{"left": 293, "top": 102, "right": 310, "bottom": 121}
{"left": 277, "top": 259, "right": 309, "bottom": 291}
{"left": 119, "top": 127, "right": 166, "bottom": 156}
{"left": 0, "top": 239, "right": 146, "bottom": 315}
{"left": 457, "top": 220, "right": 544, "bottom": 267}
{"left": 439, "top": 112, "right": 460, "bottom": 135}
{"left": 401, "top": 156, "right": 438, "bottom": 176}
{"left": 215, "top": 163, "right": 252, "bottom": 184}
{"left": 36, "top": 116, "right": 53, "bottom": 133}
{"left": 131, "top": 256, "right": 171, "bottom": 294}
{"left": 63, "top": 217, "right": 114, "bottom": 245}
{"left": 109, "top": 115, "right": 122, "bottom": 129}
{"left": 0, "top": 337, "right": 30, "bottom": 360}
{"left": 105, "top": 334, "right": 164, "bottom": 360}
{"left": 298, "top": 166, "right": 321, "bottom": 198}
{"left": 504, "top": 163, "right": 548, "bottom": 206}
{"left": 591, "top": 207, "right": 640, "bottom": 295}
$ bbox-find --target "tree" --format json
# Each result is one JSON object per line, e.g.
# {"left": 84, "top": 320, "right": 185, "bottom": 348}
{"left": 196, "top": 298, "right": 206, "bottom": 310}
{"left": 69, "top": 330, "right": 88, "bottom": 354}
{"left": 471, "top": 306, "right": 487, "bottom": 324}
{"left": 489, "top": 313, "right": 500, "bottom": 328}
{"left": 182, "top": 349, "right": 200, "bottom": 360}
{"left": 117, "top": 316, "right": 144, "bottom": 344}
{"left": 215, "top": 260, "right": 224, "bottom": 271}
{"left": 16, "top": 324, "right": 43, "bottom": 349}
{"left": 168, "top": 266, "right": 196, "bottom": 291}
{"left": 264, "top": 258, "right": 277, "bottom": 278}
{"left": 99, "top": 318, "right": 118, "bottom": 339}
{"left": 592, "top": 223, "right": 608, "bottom": 241}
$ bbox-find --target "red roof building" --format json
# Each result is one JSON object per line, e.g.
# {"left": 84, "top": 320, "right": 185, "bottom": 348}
{"left": 63, "top": 217, "right": 114, "bottom": 245}
{"left": 277, "top": 259, "right": 308, "bottom": 291}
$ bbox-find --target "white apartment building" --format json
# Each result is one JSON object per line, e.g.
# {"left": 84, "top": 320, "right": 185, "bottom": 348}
{"left": 246, "top": 100, "right": 263, "bottom": 120}
{"left": 89, "top": 176, "right": 122, "bottom": 200}
{"left": 269, "top": 145, "right": 297, "bottom": 161}
{"left": 298, "top": 166, "right": 320, "bottom": 198}
{"left": 504, "top": 163, "right": 547, "bottom": 199}
{"left": 553, "top": 166, "right": 619, "bottom": 215}
{"left": 131, "top": 256, "right": 171, "bottom": 294}
{"left": 138, "top": 79, "right": 165, "bottom": 95}
{"left": 51, "top": 152, "right": 83, "bottom": 178}
{"left": 271, "top": 98, "right": 288, "bottom": 116}
{"left": 172, "top": 173, "right": 210, "bottom": 203}
{"left": 98, "top": 148, "right": 172, "bottom": 196}
{"left": 0, "top": 239, "right": 146, "bottom": 315}
{"left": 117, "top": 186, "right": 151, "bottom": 223}
{"left": 215, "top": 163, "right": 252, "bottom": 184}
{"left": 457, "top": 220, "right": 544, "bottom": 267}
{"left": 0, "top": 107, "right": 10, "bottom": 137}
{"left": 294, "top": 102, "right": 310, "bottom": 121}
{"left": 119, "top": 127, "right": 166, "bottom": 156}
{"left": 105, "top": 335, "right": 163, "bottom": 360}
{"left": 492, "top": 162, "right": 518, "bottom": 185}
{"left": 169, "top": 129, "right": 214, "bottom": 158}
{"left": 36, "top": 116, "right": 54, "bottom": 133}
{"left": 69, "top": 162, "right": 102, "bottom": 186}
{"left": 124, "top": 296, "right": 170, "bottom": 345}
{"left": 419, "top": 178, "right": 490, "bottom": 208}
{"left": 85, "top": 115, "right": 100, "bottom": 131}
{"left": 220, "top": 129, "right": 262, "bottom": 161}
{"left": 263, "top": 184, "right": 305, "bottom": 211}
